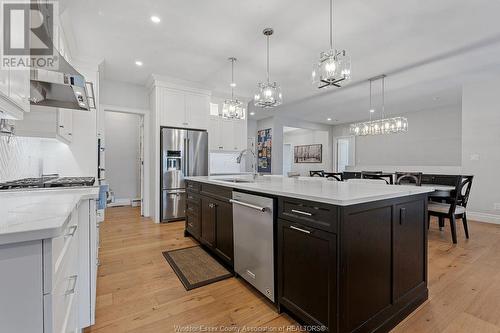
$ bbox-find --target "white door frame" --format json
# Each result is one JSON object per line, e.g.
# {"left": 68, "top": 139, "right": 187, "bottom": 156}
{"left": 101, "top": 104, "right": 151, "bottom": 217}
{"left": 333, "top": 135, "right": 356, "bottom": 172}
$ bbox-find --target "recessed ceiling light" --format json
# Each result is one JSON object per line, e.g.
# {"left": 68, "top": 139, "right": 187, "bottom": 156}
{"left": 230, "top": 82, "right": 236, "bottom": 87}
{"left": 135, "top": 60, "right": 143, "bottom": 66}
{"left": 150, "top": 16, "right": 161, "bottom": 23}
{"left": 250, "top": 112, "right": 255, "bottom": 116}
{"left": 370, "top": 109, "right": 375, "bottom": 113}
{"left": 327, "top": 118, "right": 332, "bottom": 121}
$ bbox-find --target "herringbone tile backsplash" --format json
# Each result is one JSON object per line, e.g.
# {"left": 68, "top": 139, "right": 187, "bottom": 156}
{"left": 0, "top": 136, "right": 42, "bottom": 182}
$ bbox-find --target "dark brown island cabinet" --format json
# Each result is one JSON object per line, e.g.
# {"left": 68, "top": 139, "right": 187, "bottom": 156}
{"left": 185, "top": 180, "right": 428, "bottom": 333}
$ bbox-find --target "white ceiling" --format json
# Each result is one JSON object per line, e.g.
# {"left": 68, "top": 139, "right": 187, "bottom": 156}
{"left": 62, "top": 0, "right": 500, "bottom": 124}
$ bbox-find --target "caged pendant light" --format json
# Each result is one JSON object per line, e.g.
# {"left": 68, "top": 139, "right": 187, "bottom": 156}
{"left": 222, "top": 57, "right": 246, "bottom": 119}
{"left": 254, "top": 28, "right": 283, "bottom": 108}
{"left": 312, "top": 0, "right": 351, "bottom": 88}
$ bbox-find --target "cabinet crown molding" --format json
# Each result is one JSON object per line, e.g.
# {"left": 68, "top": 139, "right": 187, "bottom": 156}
{"left": 147, "top": 74, "right": 211, "bottom": 96}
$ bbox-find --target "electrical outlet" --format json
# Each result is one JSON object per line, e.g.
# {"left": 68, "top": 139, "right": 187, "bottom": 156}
{"left": 494, "top": 203, "right": 500, "bottom": 211}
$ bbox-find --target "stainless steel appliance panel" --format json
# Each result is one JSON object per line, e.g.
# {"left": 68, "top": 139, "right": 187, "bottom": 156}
{"left": 162, "top": 189, "right": 186, "bottom": 221}
{"left": 187, "top": 130, "right": 208, "bottom": 177}
{"left": 162, "top": 128, "right": 187, "bottom": 190}
{"left": 232, "top": 191, "right": 275, "bottom": 302}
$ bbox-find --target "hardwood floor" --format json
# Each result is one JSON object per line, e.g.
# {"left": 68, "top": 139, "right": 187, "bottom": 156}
{"left": 85, "top": 206, "right": 500, "bottom": 333}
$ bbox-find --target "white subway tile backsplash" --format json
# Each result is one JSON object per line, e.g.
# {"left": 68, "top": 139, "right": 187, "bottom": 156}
{"left": 0, "top": 136, "right": 43, "bottom": 182}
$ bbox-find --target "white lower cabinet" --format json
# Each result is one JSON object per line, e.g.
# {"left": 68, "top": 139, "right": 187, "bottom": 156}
{"left": 0, "top": 199, "right": 97, "bottom": 333}
{"left": 208, "top": 116, "right": 247, "bottom": 151}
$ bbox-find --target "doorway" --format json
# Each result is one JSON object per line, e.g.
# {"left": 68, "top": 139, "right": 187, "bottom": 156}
{"left": 104, "top": 111, "right": 144, "bottom": 211}
{"left": 283, "top": 143, "right": 293, "bottom": 175}
{"left": 334, "top": 136, "right": 355, "bottom": 172}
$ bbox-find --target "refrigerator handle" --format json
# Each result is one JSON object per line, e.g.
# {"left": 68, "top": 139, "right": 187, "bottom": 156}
{"left": 183, "top": 137, "right": 188, "bottom": 177}
{"left": 186, "top": 138, "right": 190, "bottom": 176}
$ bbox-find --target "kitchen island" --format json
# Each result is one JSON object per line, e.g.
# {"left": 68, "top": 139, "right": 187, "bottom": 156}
{"left": 0, "top": 187, "right": 99, "bottom": 333}
{"left": 185, "top": 176, "right": 434, "bottom": 333}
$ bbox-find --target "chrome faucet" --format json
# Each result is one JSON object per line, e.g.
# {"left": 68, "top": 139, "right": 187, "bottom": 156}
{"left": 236, "top": 148, "right": 258, "bottom": 179}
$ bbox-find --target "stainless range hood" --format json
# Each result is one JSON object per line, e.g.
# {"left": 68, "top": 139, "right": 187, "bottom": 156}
{"left": 30, "top": 50, "right": 95, "bottom": 111}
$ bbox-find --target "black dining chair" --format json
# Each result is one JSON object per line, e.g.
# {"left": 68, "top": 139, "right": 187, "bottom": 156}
{"left": 324, "top": 172, "right": 343, "bottom": 181}
{"left": 309, "top": 170, "right": 324, "bottom": 177}
{"left": 342, "top": 171, "right": 362, "bottom": 180}
{"left": 395, "top": 172, "right": 422, "bottom": 186}
{"left": 362, "top": 172, "right": 394, "bottom": 184}
{"left": 428, "top": 175, "right": 474, "bottom": 244}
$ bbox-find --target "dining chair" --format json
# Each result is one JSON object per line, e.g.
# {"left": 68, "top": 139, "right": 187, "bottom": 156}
{"left": 362, "top": 172, "right": 394, "bottom": 184}
{"left": 309, "top": 170, "right": 324, "bottom": 177}
{"left": 324, "top": 172, "right": 343, "bottom": 181}
{"left": 428, "top": 175, "right": 474, "bottom": 244}
{"left": 343, "top": 171, "right": 362, "bottom": 180}
{"left": 395, "top": 172, "right": 422, "bottom": 186}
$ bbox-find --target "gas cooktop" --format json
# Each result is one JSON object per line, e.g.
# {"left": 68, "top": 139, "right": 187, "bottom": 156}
{"left": 0, "top": 176, "right": 96, "bottom": 190}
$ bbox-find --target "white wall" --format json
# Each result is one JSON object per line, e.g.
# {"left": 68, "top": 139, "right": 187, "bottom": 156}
{"left": 284, "top": 128, "right": 331, "bottom": 176}
{"left": 332, "top": 105, "right": 462, "bottom": 172}
{"left": 255, "top": 116, "right": 334, "bottom": 175}
{"left": 100, "top": 79, "right": 149, "bottom": 110}
{"left": 104, "top": 111, "right": 141, "bottom": 202}
{"left": 462, "top": 76, "right": 500, "bottom": 222}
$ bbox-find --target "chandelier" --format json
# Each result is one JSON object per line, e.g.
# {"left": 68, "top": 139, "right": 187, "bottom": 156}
{"left": 312, "top": 0, "right": 351, "bottom": 89}
{"left": 350, "top": 75, "right": 408, "bottom": 136}
{"left": 222, "top": 57, "right": 245, "bottom": 119}
{"left": 254, "top": 28, "right": 283, "bottom": 108}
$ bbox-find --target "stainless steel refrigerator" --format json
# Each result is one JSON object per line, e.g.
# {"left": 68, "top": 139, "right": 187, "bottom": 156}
{"left": 161, "top": 127, "right": 208, "bottom": 222}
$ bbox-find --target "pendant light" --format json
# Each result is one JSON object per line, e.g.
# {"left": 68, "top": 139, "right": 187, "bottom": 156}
{"left": 222, "top": 57, "right": 245, "bottom": 119}
{"left": 254, "top": 28, "right": 283, "bottom": 108}
{"left": 350, "top": 75, "right": 408, "bottom": 136}
{"left": 312, "top": 0, "right": 351, "bottom": 88}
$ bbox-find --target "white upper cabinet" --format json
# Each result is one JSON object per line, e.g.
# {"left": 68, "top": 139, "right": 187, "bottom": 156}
{"left": 0, "top": 68, "right": 9, "bottom": 97}
{"left": 208, "top": 116, "right": 223, "bottom": 150}
{"left": 9, "top": 68, "right": 30, "bottom": 111}
{"left": 208, "top": 116, "right": 247, "bottom": 152}
{"left": 0, "top": 66, "right": 30, "bottom": 120}
{"left": 57, "top": 109, "right": 74, "bottom": 142}
{"left": 160, "top": 89, "right": 185, "bottom": 127}
{"left": 151, "top": 78, "right": 211, "bottom": 130}
{"left": 186, "top": 93, "right": 209, "bottom": 129}
{"left": 15, "top": 107, "right": 73, "bottom": 144}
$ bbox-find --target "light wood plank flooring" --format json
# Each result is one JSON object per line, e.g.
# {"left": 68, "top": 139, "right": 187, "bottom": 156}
{"left": 85, "top": 206, "right": 500, "bottom": 333}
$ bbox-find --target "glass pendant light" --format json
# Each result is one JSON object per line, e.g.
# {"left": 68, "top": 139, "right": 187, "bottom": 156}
{"left": 350, "top": 75, "right": 408, "bottom": 136}
{"left": 312, "top": 0, "right": 351, "bottom": 89}
{"left": 254, "top": 28, "right": 283, "bottom": 108}
{"left": 222, "top": 57, "right": 245, "bottom": 119}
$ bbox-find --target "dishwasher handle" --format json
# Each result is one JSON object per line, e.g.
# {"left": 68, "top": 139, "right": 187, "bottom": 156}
{"left": 230, "top": 199, "right": 267, "bottom": 212}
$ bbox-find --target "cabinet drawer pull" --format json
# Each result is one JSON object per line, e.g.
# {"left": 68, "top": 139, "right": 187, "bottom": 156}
{"left": 65, "top": 275, "right": 78, "bottom": 295}
{"left": 291, "top": 209, "right": 313, "bottom": 216}
{"left": 290, "top": 225, "right": 311, "bottom": 234}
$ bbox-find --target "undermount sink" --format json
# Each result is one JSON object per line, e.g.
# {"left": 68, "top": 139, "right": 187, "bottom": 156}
{"left": 218, "top": 178, "right": 255, "bottom": 183}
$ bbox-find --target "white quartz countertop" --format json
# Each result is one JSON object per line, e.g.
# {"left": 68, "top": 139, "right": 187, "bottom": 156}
{"left": 186, "top": 175, "right": 435, "bottom": 206}
{"left": 0, "top": 187, "right": 99, "bottom": 245}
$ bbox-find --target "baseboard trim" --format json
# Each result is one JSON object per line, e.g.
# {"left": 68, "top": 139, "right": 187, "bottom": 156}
{"left": 467, "top": 211, "right": 500, "bottom": 225}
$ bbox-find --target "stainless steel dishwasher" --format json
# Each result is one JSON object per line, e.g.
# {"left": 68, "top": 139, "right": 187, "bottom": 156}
{"left": 231, "top": 191, "right": 275, "bottom": 302}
